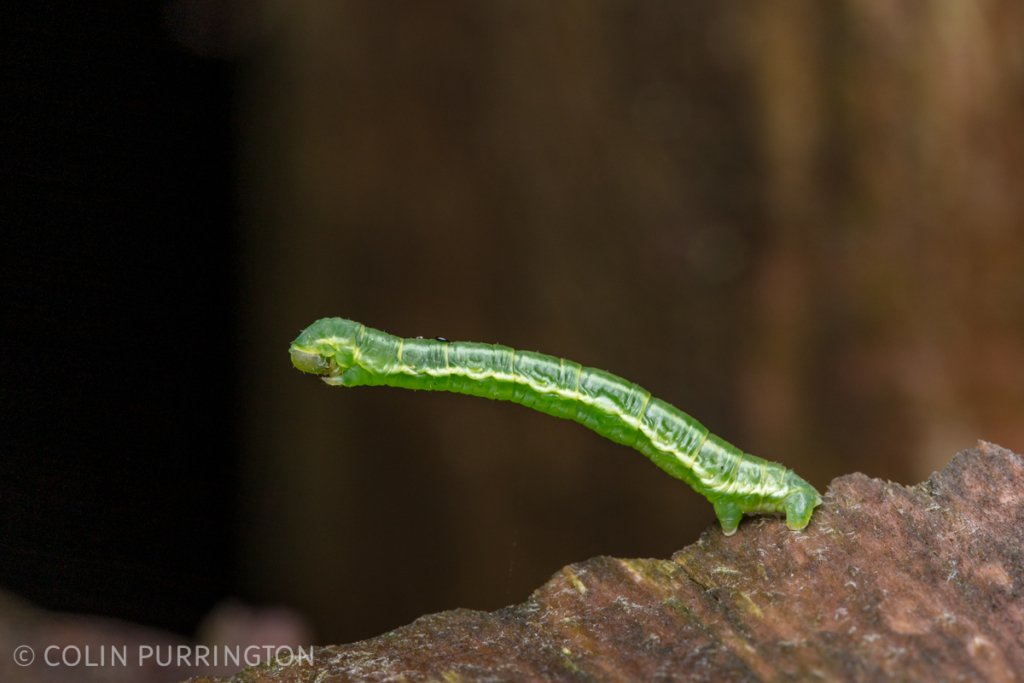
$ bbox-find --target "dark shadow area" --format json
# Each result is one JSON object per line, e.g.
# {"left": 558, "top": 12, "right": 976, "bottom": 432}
{"left": 1, "top": 2, "right": 237, "bottom": 635}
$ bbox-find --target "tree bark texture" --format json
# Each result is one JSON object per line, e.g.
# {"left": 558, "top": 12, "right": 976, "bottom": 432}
{"left": 191, "top": 442, "right": 1023, "bottom": 682}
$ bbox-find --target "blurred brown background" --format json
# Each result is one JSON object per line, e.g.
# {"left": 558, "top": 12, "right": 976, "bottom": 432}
{"left": 4, "top": 0, "right": 1019, "bottom": 663}
{"left": 224, "top": 1, "right": 1024, "bottom": 643}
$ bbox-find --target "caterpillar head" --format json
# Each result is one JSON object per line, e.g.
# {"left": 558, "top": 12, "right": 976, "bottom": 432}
{"left": 289, "top": 317, "right": 361, "bottom": 380}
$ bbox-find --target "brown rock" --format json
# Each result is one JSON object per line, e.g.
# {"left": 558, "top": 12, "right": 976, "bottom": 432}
{"left": 191, "top": 442, "right": 1024, "bottom": 682}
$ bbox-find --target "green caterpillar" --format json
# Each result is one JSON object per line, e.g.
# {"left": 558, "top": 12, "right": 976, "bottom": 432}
{"left": 290, "top": 317, "right": 821, "bottom": 535}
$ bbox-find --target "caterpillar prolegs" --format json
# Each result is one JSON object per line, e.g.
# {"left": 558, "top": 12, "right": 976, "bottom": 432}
{"left": 289, "top": 317, "right": 822, "bottom": 535}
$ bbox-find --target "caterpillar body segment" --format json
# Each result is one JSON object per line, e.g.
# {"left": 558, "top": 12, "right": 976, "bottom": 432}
{"left": 290, "top": 317, "right": 822, "bottom": 535}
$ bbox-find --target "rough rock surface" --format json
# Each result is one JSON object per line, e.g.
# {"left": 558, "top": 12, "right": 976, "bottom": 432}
{"left": 192, "top": 442, "right": 1024, "bottom": 682}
